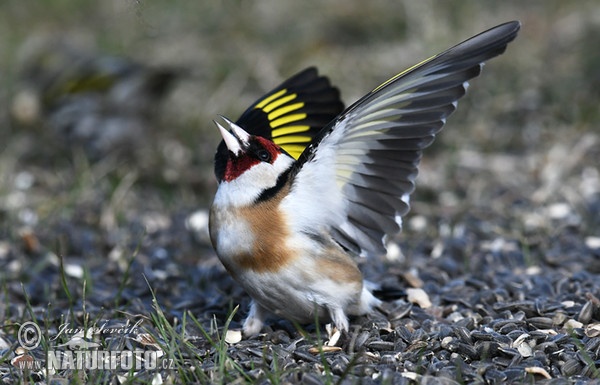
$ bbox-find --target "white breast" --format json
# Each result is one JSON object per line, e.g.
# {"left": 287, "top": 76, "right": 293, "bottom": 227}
{"left": 209, "top": 207, "right": 254, "bottom": 262}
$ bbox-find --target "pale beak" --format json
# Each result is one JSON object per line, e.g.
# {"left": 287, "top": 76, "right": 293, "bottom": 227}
{"left": 214, "top": 116, "right": 251, "bottom": 155}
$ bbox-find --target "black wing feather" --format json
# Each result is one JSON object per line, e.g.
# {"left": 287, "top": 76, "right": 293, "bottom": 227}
{"left": 288, "top": 21, "right": 520, "bottom": 256}
{"left": 235, "top": 67, "right": 344, "bottom": 159}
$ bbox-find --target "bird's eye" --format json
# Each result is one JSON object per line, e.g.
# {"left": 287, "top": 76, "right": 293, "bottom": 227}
{"left": 257, "top": 150, "right": 271, "bottom": 162}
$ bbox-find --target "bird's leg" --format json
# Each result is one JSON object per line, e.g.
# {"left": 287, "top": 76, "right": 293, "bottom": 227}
{"left": 328, "top": 306, "right": 349, "bottom": 333}
{"left": 243, "top": 300, "right": 270, "bottom": 336}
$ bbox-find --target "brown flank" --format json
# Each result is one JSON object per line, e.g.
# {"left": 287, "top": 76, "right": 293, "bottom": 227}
{"left": 234, "top": 184, "right": 296, "bottom": 272}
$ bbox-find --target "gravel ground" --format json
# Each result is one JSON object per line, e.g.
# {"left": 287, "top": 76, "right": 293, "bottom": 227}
{"left": 1, "top": 1, "right": 600, "bottom": 384}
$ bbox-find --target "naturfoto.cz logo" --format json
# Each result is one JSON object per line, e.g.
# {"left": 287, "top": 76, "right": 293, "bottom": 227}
{"left": 15, "top": 319, "right": 174, "bottom": 372}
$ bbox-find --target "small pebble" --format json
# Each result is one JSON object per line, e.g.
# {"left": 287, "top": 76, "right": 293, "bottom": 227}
{"left": 584, "top": 236, "right": 600, "bottom": 249}
{"left": 406, "top": 288, "right": 432, "bottom": 308}
{"left": 564, "top": 319, "right": 584, "bottom": 330}
{"left": 525, "top": 366, "right": 552, "bottom": 379}
{"left": 225, "top": 329, "right": 242, "bottom": 344}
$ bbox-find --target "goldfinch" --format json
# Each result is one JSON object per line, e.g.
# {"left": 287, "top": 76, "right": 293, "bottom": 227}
{"left": 209, "top": 21, "right": 520, "bottom": 336}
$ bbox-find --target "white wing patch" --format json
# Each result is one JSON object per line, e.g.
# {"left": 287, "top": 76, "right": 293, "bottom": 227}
{"left": 281, "top": 126, "right": 347, "bottom": 235}
{"left": 284, "top": 21, "right": 520, "bottom": 256}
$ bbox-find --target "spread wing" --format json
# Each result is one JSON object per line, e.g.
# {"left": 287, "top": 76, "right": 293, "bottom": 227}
{"left": 284, "top": 21, "right": 521, "bottom": 256}
{"left": 235, "top": 67, "right": 344, "bottom": 159}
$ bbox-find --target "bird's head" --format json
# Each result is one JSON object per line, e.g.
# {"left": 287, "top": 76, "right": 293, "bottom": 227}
{"left": 213, "top": 117, "right": 294, "bottom": 205}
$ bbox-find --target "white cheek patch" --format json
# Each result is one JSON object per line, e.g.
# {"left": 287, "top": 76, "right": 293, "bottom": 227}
{"left": 214, "top": 154, "right": 294, "bottom": 207}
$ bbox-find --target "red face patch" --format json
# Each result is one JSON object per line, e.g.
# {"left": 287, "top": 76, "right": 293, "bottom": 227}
{"left": 223, "top": 136, "right": 282, "bottom": 182}
{"left": 224, "top": 155, "right": 260, "bottom": 182}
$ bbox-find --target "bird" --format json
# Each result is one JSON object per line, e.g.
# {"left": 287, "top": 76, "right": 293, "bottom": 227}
{"left": 209, "top": 21, "right": 521, "bottom": 336}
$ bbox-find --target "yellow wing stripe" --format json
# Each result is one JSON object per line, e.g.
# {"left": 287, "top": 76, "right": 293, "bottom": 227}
{"left": 268, "top": 102, "right": 305, "bottom": 120}
{"left": 248, "top": 79, "right": 329, "bottom": 159}
{"left": 372, "top": 54, "right": 437, "bottom": 93}
{"left": 272, "top": 125, "right": 311, "bottom": 137}
{"left": 272, "top": 135, "right": 312, "bottom": 145}
{"left": 278, "top": 145, "right": 306, "bottom": 159}
{"left": 254, "top": 89, "right": 288, "bottom": 109}
{"left": 270, "top": 113, "right": 307, "bottom": 128}
{"left": 262, "top": 94, "right": 297, "bottom": 113}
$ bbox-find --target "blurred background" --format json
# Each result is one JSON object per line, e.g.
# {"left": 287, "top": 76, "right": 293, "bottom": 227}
{"left": 0, "top": 0, "right": 599, "bottom": 293}
{"left": 1, "top": 3, "right": 599, "bottom": 382}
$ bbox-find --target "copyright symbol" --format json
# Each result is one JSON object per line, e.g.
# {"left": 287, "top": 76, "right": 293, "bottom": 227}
{"left": 18, "top": 322, "right": 41, "bottom": 350}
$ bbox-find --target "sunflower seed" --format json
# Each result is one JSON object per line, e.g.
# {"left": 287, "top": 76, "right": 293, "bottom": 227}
{"left": 561, "top": 358, "right": 583, "bottom": 376}
{"left": 578, "top": 301, "right": 594, "bottom": 324}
